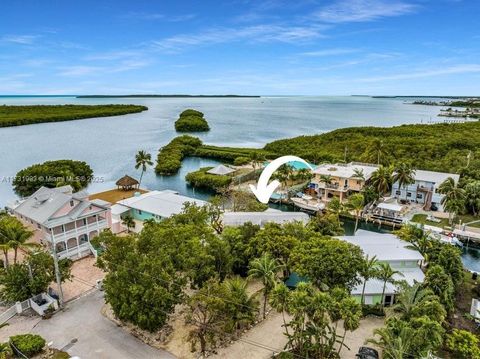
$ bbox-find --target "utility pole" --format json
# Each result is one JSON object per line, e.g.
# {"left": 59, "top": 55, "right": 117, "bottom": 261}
{"left": 50, "top": 229, "right": 64, "bottom": 307}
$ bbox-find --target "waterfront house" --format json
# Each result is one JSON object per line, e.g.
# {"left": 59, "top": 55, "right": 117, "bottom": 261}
{"left": 111, "top": 190, "right": 207, "bottom": 233}
{"left": 391, "top": 169, "right": 460, "bottom": 211}
{"left": 308, "top": 162, "right": 379, "bottom": 203}
{"left": 336, "top": 230, "right": 424, "bottom": 306}
{"left": 9, "top": 185, "right": 111, "bottom": 260}
{"left": 223, "top": 209, "right": 309, "bottom": 227}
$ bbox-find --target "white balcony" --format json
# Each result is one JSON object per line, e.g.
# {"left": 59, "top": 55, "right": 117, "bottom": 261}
{"left": 45, "top": 219, "right": 108, "bottom": 243}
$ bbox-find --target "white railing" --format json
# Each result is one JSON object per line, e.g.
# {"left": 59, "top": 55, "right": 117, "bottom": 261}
{"left": 47, "top": 219, "right": 108, "bottom": 242}
{"left": 0, "top": 299, "right": 30, "bottom": 324}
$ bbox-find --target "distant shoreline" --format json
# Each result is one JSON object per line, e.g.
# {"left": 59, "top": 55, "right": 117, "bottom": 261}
{"left": 76, "top": 94, "right": 261, "bottom": 98}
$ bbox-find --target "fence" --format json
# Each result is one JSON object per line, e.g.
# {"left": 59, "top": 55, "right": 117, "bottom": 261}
{"left": 0, "top": 299, "right": 31, "bottom": 325}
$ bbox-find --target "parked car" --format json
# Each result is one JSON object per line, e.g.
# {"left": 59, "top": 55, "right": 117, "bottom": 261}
{"left": 356, "top": 346, "right": 379, "bottom": 359}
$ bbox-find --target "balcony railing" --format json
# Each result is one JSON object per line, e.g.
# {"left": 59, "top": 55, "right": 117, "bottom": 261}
{"left": 46, "top": 219, "right": 107, "bottom": 242}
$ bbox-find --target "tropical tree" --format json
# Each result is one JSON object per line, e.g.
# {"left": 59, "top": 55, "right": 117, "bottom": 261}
{"left": 222, "top": 277, "right": 258, "bottom": 332}
{"left": 360, "top": 255, "right": 379, "bottom": 305}
{"left": 270, "top": 283, "right": 291, "bottom": 335}
{"left": 250, "top": 152, "right": 264, "bottom": 171}
{"left": 135, "top": 150, "right": 153, "bottom": 187}
{"left": 438, "top": 177, "right": 466, "bottom": 224}
{"left": 121, "top": 214, "right": 135, "bottom": 233}
{"left": 376, "top": 262, "right": 402, "bottom": 308}
{"left": 353, "top": 168, "right": 365, "bottom": 180}
{"left": 392, "top": 283, "right": 436, "bottom": 320}
{"left": 295, "top": 168, "right": 313, "bottom": 183}
{"left": 0, "top": 342, "right": 13, "bottom": 359}
{"left": 464, "top": 180, "right": 480, "bottom": 215}
{"left": 0, "top": 216, "right": 36, "bottom": 265}
{"left": 370, "top": 165, "right": 394, "bottom": 196}
{"left": 319, "top": 174, "right": 333, "bottom": 187}
{"left": 346, "top": 193, "right": 364, "bottom": 233}
{"left": 364, "top": 138, "right": 390, "bottom": 165}
{"left": 393, "top": 163, "right": 416, "bottom": 200}
{"left": 424, "top": 264, "right": 455, "bottom": 312}
{"left": 446, "top": 329, "right": 480, "bottom": 359}
{"left": 367, "top": 324, "right": 415, "bottom": 359}
{"left": 248, "top": 253, "right": 282, "bottom": 319}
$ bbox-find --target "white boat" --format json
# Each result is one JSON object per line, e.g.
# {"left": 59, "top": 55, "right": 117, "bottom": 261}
{"left": 291, "top": 197, "right": 325, "bottom": 212}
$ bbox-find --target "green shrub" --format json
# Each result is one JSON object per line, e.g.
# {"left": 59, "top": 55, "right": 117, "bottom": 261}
{"left": 155, "top": 136, "right": 203, "bottom": 175}
{"left": 446, "top": 329, "right": 480, "bottom": 359}
{"left": 233, "top": 156, "right": 250, "bottom": 166}
{"left": 13, "top": 159, "right": 93, "bottom": 197}
{"left": 361, "top": 304, "right": 385, "bottom": 317}
{"left": 10, "top": 334, "right": 45, "bottom": 357}
{"left": 185, "top": 167, "right": 232, "bottom": 191}
{"left": 174, "top": 108, "right": 210, "bottom": 132}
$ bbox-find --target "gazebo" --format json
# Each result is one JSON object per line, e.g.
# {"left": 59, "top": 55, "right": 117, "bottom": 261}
{"left": 116, "top": 175, "right": 139, "bottom": 191}
{"left": 206, "top": 164, "right": 236, "bottom": 176}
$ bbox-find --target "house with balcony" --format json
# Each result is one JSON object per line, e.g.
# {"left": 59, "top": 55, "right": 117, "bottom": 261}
{"left": 337, "top": 230, "right": 425, "bottom": 306}
{"left": 391, "top": 169, "right": 460, "bottom": 211}
{"left": 10, "top": 185, "right": 111, "bottom": 260}
{"left": 307, "top": 162, "right": 379, "bottom": 203}
{"left": 111, "top": 190, "right": 207, "bottom": 233}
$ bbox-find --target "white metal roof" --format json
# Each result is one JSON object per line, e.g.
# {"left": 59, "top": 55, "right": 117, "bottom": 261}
{"left": 352, "top": 267, "right": 425, "bottom": 295}
{"left": 313, "top": 162, "right": 378, "bottom": 180}
{"left": 336, "top": 230, "right": 424, "bottom": 262}
{"left": 117, "top": 190, "right": 207, "bottom": 218}
{"left": 223, "top": 211, "right": 309, "bottom": 227}
{"left": 413, "top": 169, "right": 460, "bottom": 185}
{"left": 206, "top": 165, "right": 235, "bottom": 175}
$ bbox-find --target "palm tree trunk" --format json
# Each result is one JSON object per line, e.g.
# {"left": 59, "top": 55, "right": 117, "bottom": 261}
{"left": 13, "top": 248, "right": 18, "bottom": 264}
{"left": 338, "top": 329, "right": 348, "bottom": 354}
{"left": 2, "top": 250, "right": 8, "bottom": 268}
{"left": 354, "top": 215, "right": 359, "bottom": 233}
{"left": 263, "top": 293, "right": 267, "bottom": 319}
{"left": 381, "top": 282, "right": 387, "bottom": 308}
{"left": 138, "top": 170, "right": 144, "bottom": 188}
{"left": 361, "top": 280, "right": 367, "bottom": 305}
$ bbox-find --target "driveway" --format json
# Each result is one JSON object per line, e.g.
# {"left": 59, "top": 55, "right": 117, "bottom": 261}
{"left": 32, "top": 290, "right": 175, "bottom": 359}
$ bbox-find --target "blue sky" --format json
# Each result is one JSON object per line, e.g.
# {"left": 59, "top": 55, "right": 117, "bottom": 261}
{"left": 1, "top": 0, "right": 479, "bottom": 95}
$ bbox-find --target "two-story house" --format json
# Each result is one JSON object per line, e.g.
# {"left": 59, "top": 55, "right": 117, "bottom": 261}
{"left": 337, "top": 230, "right": 424, "bottom": 306}
{"left": 391, "top": 169, "right": 460, "bottom": 211}
{"left": 10, "top": 185, "right": 111, "bottom": 260}
{"left": 308, "top": 162, "right": 379, "bottom": 203}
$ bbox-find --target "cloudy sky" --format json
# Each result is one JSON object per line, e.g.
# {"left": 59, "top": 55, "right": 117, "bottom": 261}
{"left": 1, "top": 0, "right": 479, "bottom": 95}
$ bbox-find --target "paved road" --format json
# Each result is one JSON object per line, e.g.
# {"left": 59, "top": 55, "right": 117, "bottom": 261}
{"left": 32, "top": 290, "right": 176, "bottom": 359}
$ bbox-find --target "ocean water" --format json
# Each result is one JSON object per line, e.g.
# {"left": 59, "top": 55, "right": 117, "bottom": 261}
{"left": 0, "top": 96, "right": 441, "bottom": 205}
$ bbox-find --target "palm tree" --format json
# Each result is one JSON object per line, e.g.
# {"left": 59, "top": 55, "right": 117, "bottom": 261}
{"left": 250, "top": 152, "right": 264, "bottom": 171}
{"left": 248, "top": 253, "right": 283, "bottom": 319}
{"left": 0, "top": 216, "right": 36, "bottom": 265}
{"left": 319, "top": 174, "right": 333, "bottom": 186}
{"left": 346, "top": 193, "right": 364, "bottom": 233}
{"left": 270, "top": 283, "right": 291, "bottom": 335}
{"left": 376, "top": 262, "right": 403, "bottom": 308}
{"left": 296, "top": 168, "right": 313, "bottom": 183}
{"left": 0, "top": 341, "right": 13, "bottom": 359}
{"left": 353, "top": 168, "right": 365, "bottom": 180}
{"left": 367, "top": 325, "right": 415, "bottom": 359}
{"left": 360, "top": 255, "right": 379, "bottom": 305}
{"left": 222, "top": 277, "right": 258, "bottom": 331}
{"left": 464, "top": 180, "right": 480, "bottom": 216}
{"left": 135, "top": 150, "right": 153, "bottom": 188}
{"left": 370, "top": 165, "right": 394, "bottom": 196}
{"left": 393, "top": 163, "right": 416, "bottom": 200}
{"left": 438, "top": 177, "right": 466, "bottom": 225}
{"left": 364, "top": 139, "right": 390, "bottom": 165}
{"left": 121, "top": 214, "right": 135, "bottom": 233}
{"left": 392, "top": 283, "right": 436, "bottom": 319}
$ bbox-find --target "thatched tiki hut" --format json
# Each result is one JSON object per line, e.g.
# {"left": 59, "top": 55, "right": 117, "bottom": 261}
{"left": 116, "top": 175, "right": 139, "bottom": 191}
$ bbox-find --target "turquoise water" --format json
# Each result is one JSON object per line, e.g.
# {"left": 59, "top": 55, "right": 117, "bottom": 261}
{"left": 0, "top": 96, "right": 441, "bottom": 205}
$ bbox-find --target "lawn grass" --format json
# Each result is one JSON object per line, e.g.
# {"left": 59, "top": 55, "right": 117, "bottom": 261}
{"left": 89, "top": 188, "right": 148, "bottom": 204}
{"left": 0, "top": 104, "right": 147, "bottom": 127}
{"left": 411, "top": 213, "right": 480, "bottom": 229}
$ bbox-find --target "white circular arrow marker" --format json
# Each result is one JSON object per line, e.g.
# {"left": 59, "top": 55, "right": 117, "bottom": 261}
{"left": 249, "top": 155, "right": 314, "bottom": 204}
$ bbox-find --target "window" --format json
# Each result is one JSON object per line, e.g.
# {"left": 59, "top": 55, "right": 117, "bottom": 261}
{"left": 83, "top": 218, "right": 87, "bottom": 226}
{"left": 70, "top": 200, "right": 74, "bottom": 207}
{"left": 138, "top": 210, "right": 142, "bottom": 215}
{"left": 395, "top": 190, "right": 401, "bottom": 195}
{"left": 37, "top": 223, "right": 41, "bottom": 229}
{"left": 407, "top": 192, "right": 412, "bottom": 197}
{"left": 416, "top": 193, "right": 423, "bottom": 199}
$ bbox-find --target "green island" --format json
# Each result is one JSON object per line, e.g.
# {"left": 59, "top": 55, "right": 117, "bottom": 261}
{"left": 155, "top": 135, "right": 202, "bottom": 175}
{"left": 185, "top": 166, "right": 232, "bottom": 189}
{"left": 174, "top": 109, "right": 210, "bottom": 132}
{"left": 0, "top": 104, "right": 148, "bottom": 128}
{"left": 76, "top": 94, "right": 260, "bottom": 98}
{"left": 13, "top": 159, "right": 93, "bottom": 197}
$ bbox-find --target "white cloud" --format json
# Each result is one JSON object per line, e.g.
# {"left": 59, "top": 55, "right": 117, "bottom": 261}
{"left": 1, "top": 34, "right": 39, "bottom": 45}
{"left": 315, "top": 0, "right": 417, "bottom": 23}
{"left": 151, "top": 24, "right": 326, "bottom": 52}
{"left": 299, "top": 48, "right": 359, "bottom": 57}
{"left": 120, "top": 12, "right": 196, "bottom": 22}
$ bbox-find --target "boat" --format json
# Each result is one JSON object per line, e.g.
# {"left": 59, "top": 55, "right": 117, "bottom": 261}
{"left": 290, "top": 195, "right": 325, "bottom": 213}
